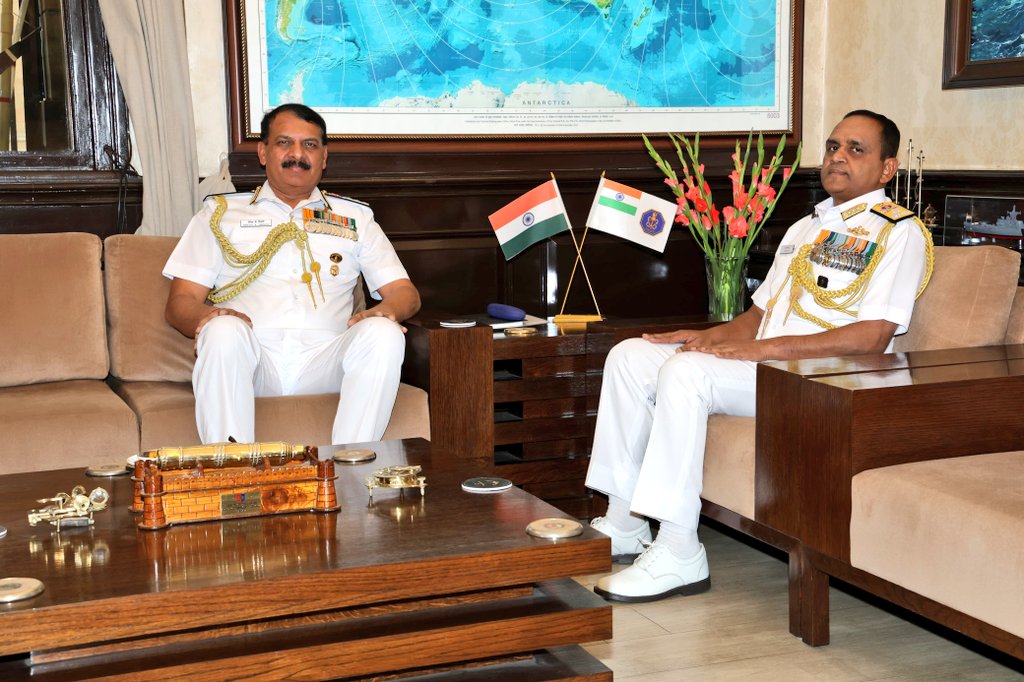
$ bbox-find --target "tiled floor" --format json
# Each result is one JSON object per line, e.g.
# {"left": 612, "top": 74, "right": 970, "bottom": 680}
{"left": 576, "top": 524, "right": 1023, "bottom": 680}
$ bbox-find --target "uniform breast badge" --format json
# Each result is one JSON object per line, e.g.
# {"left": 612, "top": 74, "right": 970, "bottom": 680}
{"left": 303, "top": 208, "right": 358, "bottom": 241}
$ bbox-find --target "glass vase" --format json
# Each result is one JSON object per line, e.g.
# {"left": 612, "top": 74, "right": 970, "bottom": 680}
{"left": 704, "top": 255, "right": 748, "bottom": 322}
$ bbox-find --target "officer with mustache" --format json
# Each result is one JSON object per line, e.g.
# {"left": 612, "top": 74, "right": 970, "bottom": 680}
{"left": 164, "top": 103, "right": 420, "bottom": 445}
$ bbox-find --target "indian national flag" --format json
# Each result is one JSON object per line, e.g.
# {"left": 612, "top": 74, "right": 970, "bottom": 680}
{"left": 488, "top": 180, "right": 570, "bottom": 260}
{"left": 587, "top": 177, "right": 677, "bottom": 253}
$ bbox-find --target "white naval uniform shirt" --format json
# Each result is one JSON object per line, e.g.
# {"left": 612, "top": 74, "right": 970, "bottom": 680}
{"left": 163, "top": 182, "right": 409, "bottom": 335}
{"left": 751, "top": 189, "right": 927, "bottom": 351}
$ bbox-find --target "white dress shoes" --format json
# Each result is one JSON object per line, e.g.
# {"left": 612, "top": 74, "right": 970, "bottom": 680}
{"left": 594, "top": 541, "right": 711, "bottom": 603}
{"left": 589, "top": 516, "right": 653, "bottom": 564}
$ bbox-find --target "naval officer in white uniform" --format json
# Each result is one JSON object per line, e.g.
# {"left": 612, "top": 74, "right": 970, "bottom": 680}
{"left": 164, "top": 103, "right": 421, "bottom": 445}
{"left": 585, "top": 110, "right": 933, "bottom": 602}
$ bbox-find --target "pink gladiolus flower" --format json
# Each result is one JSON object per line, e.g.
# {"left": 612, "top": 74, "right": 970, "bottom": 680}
{"left": 664, "top": 178, "right": 679, "bottom": 188}
{"left": 701, "top": 214, "right": 712, "bottom": 230}
{"left": 676, "top": 196, "right": 689, "bottom": 208}
{"left": 676, "top": 213, "right": 690, "bottom": 226}
{"left": 728, "top": 216, "right": 749, "bottom": 238}
{"left": 694, "top": 197, "right": 708, "bottom": 212}
{"left": 710, "top": 205, "right": 720, "bottom": 225}
{"left": 757, "top": 183, "right": 776, "bottom": 202}
{"left": 698, "top": 164, "right": 705, "bottom": 174}
{"left": 734, "top": 192, "right": 749, "bottom": 210}
{"left": 723, "top": 206, "right": 735, "bottom": 222}
{"left": 685, "top": 185, "right": 700, "bottom": 202}
{"left": 783, "top": 167, "right": 792, "bottom": 181}
{"left": 729, "top": 170, "right": 741, "bottom": 186}
{"left": 761, "top": 168, "right": 769, "bottom": 181}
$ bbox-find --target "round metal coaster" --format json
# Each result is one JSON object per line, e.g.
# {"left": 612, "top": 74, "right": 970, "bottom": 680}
{"left": 0, "top": 526, "right": 7, "bottom": 540}
{"left": 0, "top": 577, "right": 44, "bottom": 603}
{"left": 504, "top": 326, "right": 538, "bottom": 336}
{"left": 86, "top": 463, "right": 130, "bottom": 477}
{"left": 526, "top": 518, "right": 584, "bottom": 540}
{"left": 461, "top": 476, "right": 513, "bottom": 493}
{"left": 332, "top": 448, "right": 377, "bottom": 464}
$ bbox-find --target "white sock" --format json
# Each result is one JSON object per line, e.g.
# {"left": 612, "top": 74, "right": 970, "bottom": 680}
{"left": 604, "top": 494, "right": 648, "bottom": 533}
{"left": 654, "top": 521, "right": 701, "bottom": 560}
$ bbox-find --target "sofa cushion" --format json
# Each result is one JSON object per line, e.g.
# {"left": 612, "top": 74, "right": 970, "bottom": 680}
{"left": 702, "top": 415, "right": 756, "bottom": 519}
{"left": 894, "top": 245, "right": 1020, "bottom": 352}
{"left": 850, "top": 451, "right": 1024, "bottom": 640}
{"left": 0, "top": 233, "right": 108, "bottom": 386}
{"left": 0, "top": 380, "right": 139, "bottom": 474}
{"left": 104, "top": 235, "right": 195, "bottom": 382}
{"left": 115, "top": 381, "right": 430, "bottom": 451}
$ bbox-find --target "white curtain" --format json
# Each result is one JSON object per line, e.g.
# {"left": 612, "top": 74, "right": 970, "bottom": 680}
{"left": 97, "top": 0, "right": 199, "bottom": 236}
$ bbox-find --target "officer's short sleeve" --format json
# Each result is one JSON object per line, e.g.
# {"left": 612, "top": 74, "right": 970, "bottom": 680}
{"left": 163, "top": 199, "right": 224, "bottom": 287}
{"left": 355, "top": 213, "right": 410, "bottom": 299}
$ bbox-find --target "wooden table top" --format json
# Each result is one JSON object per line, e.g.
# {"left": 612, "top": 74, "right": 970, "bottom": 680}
{"left": 0, "top": 438, "right": 610, "bottom": 659}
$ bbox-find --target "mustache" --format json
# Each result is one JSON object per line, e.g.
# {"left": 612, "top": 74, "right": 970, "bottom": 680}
{"left": 282, "top": 159, "right": 312, "bottom": 170}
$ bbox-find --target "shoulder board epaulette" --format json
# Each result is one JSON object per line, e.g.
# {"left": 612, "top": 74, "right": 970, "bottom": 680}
{"left": 870, "top": 202, "right": 914, "bottom": 223}
{"left": 202, "top": 189, "right": 252, "bottom": 203}
{"left": 326, "top": 193, "right": 369, "bottom": 206}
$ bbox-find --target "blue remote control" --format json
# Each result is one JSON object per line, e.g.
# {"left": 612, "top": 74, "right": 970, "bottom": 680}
{"left": 487, "top": 303, "right": 526, "bottom": 321}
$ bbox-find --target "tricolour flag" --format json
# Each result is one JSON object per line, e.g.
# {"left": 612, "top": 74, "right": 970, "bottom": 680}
{"left": 488, "top": 179, "right": 570, "bottom": 260}
{"left": 586, "top": 177, "right": 677, "bottom": 253}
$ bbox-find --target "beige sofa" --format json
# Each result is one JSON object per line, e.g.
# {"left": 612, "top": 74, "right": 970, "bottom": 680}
{"left": 0, "top": 233, "right": 429, "bottom": 475}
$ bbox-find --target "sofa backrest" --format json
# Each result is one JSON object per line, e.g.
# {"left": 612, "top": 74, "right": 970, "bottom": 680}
{"left": 104, "top": 234, "right": 369, "bottom": 383}
{"left": 1004, "top": 287, "right": 1024, "bottom": 344}
{"left": 0, "top": 233, "right": 109, "bottom": 386}
{"left": 893, "top": 245, "right": 1021, "bottom": 353}
{"left": 104, "top": 235, "right": 195, "bottom": 382}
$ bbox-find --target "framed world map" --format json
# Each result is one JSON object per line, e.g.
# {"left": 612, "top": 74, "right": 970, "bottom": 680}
{"left": 230, "top": 0, "right": 800, "bottom": 138}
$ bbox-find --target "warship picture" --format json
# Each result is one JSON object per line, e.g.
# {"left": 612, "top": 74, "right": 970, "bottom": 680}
{"left": 964, "top": 206, "right": 1024, "bottom": 239}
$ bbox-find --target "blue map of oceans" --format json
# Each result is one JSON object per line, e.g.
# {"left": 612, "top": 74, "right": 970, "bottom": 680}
{"left": 970, "top": 0, "right": 1024, "bottom": 61}
{"left": 263, "top": 0, "right": 778, "bottom": 110}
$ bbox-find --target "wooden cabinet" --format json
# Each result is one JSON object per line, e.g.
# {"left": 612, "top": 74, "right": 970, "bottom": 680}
{"left": 404, "top": 314, "right": 712, "bottom": 519}
{"left": 404, "top": 316, "right": 601, "bottom": 518}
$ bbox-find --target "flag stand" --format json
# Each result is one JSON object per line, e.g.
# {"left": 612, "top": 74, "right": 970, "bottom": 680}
{"left": 552, "top": 173, "right": 603, "bottom": 326}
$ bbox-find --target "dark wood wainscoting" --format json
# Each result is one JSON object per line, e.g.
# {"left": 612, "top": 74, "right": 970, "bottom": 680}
{"left": 0, "top": 171, "right": 142, "bottom": 240}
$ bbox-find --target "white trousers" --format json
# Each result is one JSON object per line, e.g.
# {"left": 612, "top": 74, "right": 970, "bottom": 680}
{"left": 193, "top": 316, "right": 405, "bottom": 444}
{"left": 585, "top": 338, "right": 757, "bottom": 530}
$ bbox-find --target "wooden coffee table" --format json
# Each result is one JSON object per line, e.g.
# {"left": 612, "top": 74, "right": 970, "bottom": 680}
{"left": 0, "top": 439, "right": 612, "bottom": 680}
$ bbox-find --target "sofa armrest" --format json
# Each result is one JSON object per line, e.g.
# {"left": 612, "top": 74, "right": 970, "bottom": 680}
{"left": 757, "top": 343, "right": 1024, "bottom": 562}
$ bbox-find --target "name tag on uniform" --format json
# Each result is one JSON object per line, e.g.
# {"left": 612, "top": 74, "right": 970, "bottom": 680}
{"left": 240, "top": 218, "right": 272, "bottom": 228}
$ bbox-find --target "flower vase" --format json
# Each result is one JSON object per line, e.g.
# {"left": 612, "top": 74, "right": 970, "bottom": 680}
{"left": 704, "top": 255, "right": 748, "bottom": 322}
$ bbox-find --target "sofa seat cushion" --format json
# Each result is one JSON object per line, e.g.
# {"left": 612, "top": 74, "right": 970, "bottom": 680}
{"left": 702, "top": 414, "right": 756, "bottom": 519}
{"left": 850, "top": 451, "right": 1024, "bottom": 639}
{"left": 0, "top": 380, "right": 139, "bottom": 474}
{"left": 115, "top": 381, "right": 430, "bottom": 451}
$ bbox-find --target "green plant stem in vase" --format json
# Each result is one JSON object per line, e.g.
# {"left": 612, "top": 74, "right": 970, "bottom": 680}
{"left": 643, "top": 130, "right": 802, "bottom": 321}
{"left": 705, "top": 254, "right": 748, "bottom": 322}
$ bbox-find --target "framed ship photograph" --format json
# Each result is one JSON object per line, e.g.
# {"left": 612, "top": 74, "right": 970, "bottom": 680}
{"left": 226, "top": 0, "right": 802, "bottom": 140}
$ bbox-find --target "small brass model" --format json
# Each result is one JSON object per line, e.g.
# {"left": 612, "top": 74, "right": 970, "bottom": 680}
{"left": 28, "top": 485, "right": 110, "bottom": 529}
{"left": 366, "top": 465, "right": 426, "bottom": 499}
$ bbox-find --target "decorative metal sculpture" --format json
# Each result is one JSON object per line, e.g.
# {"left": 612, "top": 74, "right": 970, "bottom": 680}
{"left": 366, "top": 465, "right": 427, "bottom": 499}
{"left": 28, "top": 485, "right": 110, "bottom": 528}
